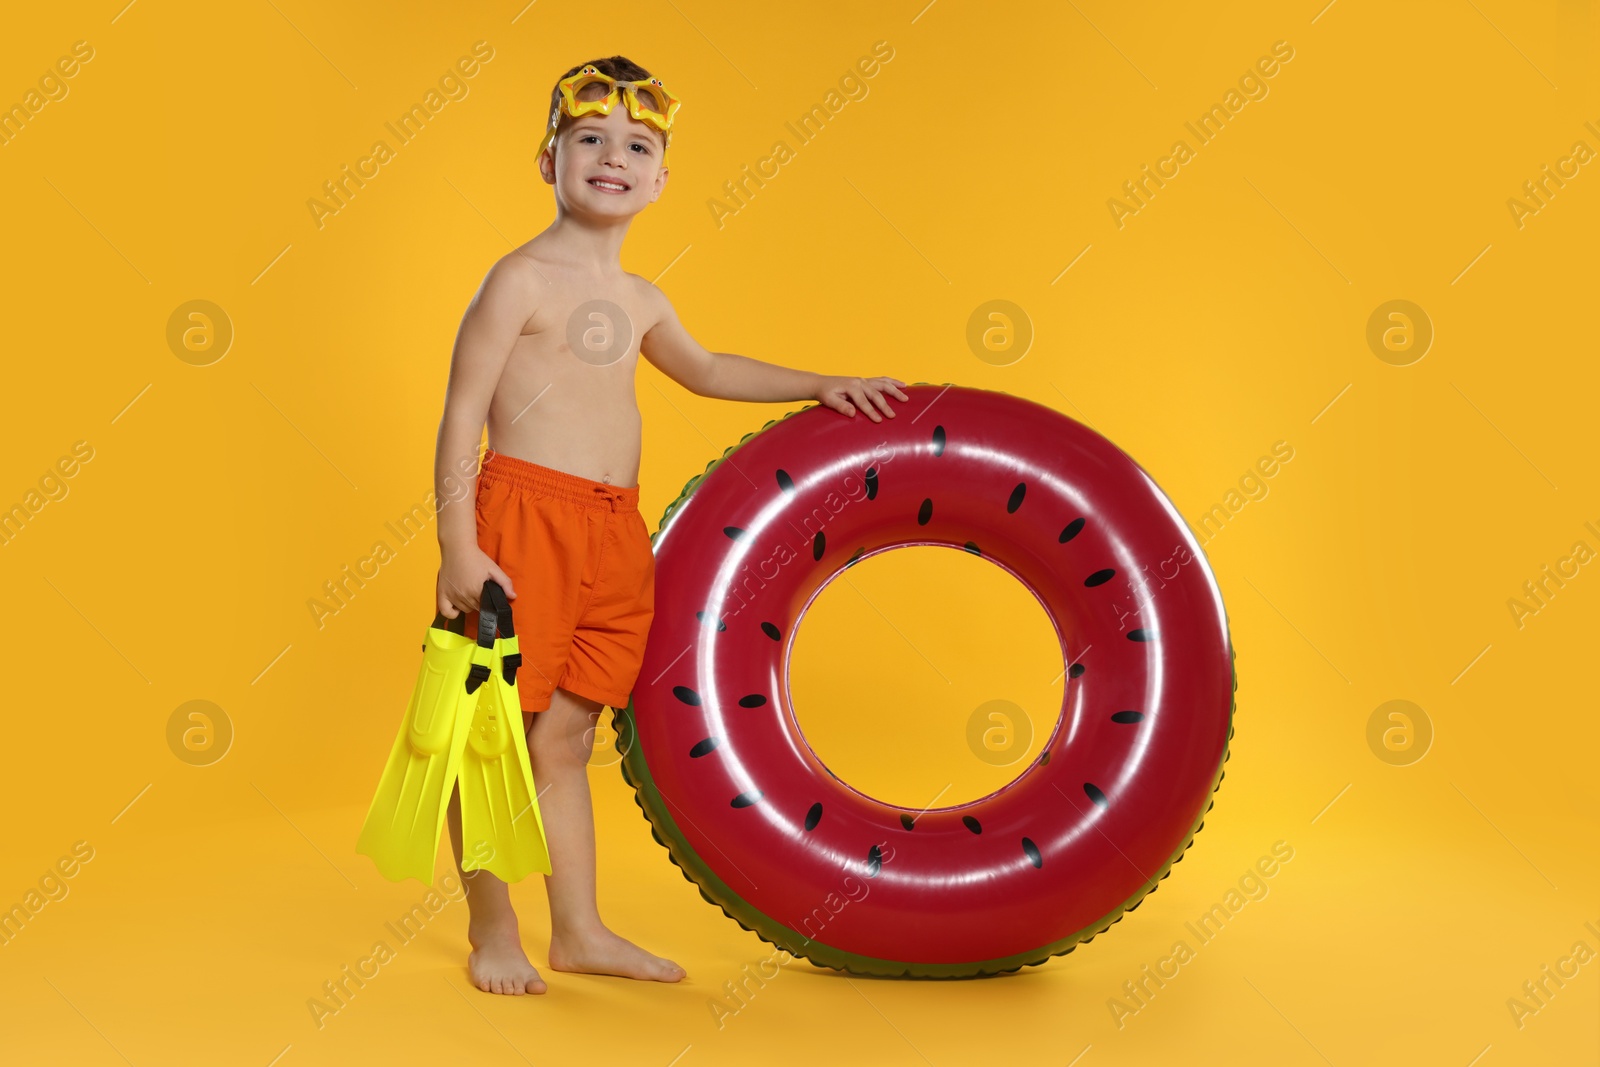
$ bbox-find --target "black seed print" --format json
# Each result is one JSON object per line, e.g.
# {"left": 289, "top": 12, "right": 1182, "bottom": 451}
{"left": 846, "top": 547, "right": 866, "bottom": 568}
{"left": 776, "top": 469, "right": 795, "bottom": 494}
{"left": 1111, "top": 710, "right": 1143, "bottom": 724}
{"left": 812, "top": 532, "right": 825, "bottom": 561}
{"left": 867, "top": 845, "right": 883, "bottom": 877}
{"left": 963, "top": 541, "right": 982, "bottom": 555}
{"left": 724, "top": 526, "right": 745, "bottom": 540}
{"left": 1068, "top": 663, "right": 1086, "bottom": 678}
{"left": 695, "top": 610, "right": 726, "bottom": 631}
{"left": 672, "top": 686, "right": 701, "bottom": 706}
{"left": 761, "top": 621, "right": 782, "bottom": 641}
{"left": 1084, "top": 783, "right": 1108, "bottom": 808}
{"left": 865, "top": 467, "right": 879, "bottom": 500}
{"left": 1022, "top": 837, "right": 1042, "bottom": 869}
{"left": 804, "top": 802, "right": 823, "bottom": 830}
{"left": 932, "top": 425, "right": 946, "bottom": 456}
{"left": 962, "top": 815, "right": 982, "bottom": 834}
{"left": 1007, "top": 482, "right": 1026, "bottom": 513}
{"left": 1085, "top": 569, "right": 1116, "bottom": 587}
{"left": 1059, "top": 518, "right": 1086, "bottom": 543}
{"left": 738, "top": 694, "right": 767, "bottom": 708}
{"left": 917, "top": 498, "right": 933, "bottom": 525}
{"left": 1127, "top": 629, "right": 1152, "bottom": 642}
{"left": 900, "top": 813, "right": 916, "bottom": 831}
{"left": 1040, "top": 750, "right": 1052, "bottom": 765}
{"left": 690, "top": 737, "right": 719, "bottom": 758}
{"left": 731, "top": 791, "right": 763, "bottom": 808}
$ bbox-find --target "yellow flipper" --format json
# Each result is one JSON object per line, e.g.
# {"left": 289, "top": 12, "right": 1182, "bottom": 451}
{"left": 356, "top": 615, "right": 493, "bottom": 884}
{"left": 459, "top": 632, "right": 552, "bottom": 882}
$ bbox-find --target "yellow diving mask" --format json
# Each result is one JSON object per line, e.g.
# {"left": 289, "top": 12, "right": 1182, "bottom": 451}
{"left": 536, "top": 66, "right": 682, "bottom": 164}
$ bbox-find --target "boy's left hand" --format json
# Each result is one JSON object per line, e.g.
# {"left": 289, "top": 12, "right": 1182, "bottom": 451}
{"left": 815, "top": 376, "right": 910, "bottom": 422}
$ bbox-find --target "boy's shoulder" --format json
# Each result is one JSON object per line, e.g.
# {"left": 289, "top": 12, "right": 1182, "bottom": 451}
{"left": 622, "top": 270, "right": 675, "bottom": 329}
{"left": 485, "top": 248, "right": 549, "bottom": 291}
{"left": 621, "top": 269, "right": 661, "bottom": 299}
{"left": 467, "top": 251, "right": 546, "bottom": 324}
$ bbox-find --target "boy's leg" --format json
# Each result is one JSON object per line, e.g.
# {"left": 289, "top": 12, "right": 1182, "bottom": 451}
{"left": 531, "top": 686, "right": 686, "bottom": 982}
{"left": 446, "top": 787, "right": 548, "bottom": 995}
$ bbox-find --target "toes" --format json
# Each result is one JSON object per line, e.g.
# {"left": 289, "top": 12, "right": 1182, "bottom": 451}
{"left": 476, "top": 969, "right": 545, "bottom": 995}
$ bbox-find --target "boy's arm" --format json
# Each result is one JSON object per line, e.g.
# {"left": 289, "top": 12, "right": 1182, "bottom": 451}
{"left": 435, "top": 256, "right": 540, "bottom": 577}
{"left": 639, "top": 284, "right": 910, "bottom": 421}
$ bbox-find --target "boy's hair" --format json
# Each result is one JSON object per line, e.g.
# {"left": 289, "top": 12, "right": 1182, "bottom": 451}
{"left": 543, "top": 55, "right": 669, "bottom": 158}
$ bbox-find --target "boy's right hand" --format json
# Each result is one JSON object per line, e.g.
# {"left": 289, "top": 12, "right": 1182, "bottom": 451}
{"left": 437, "top": 547, "right": 517, "bottom": 618}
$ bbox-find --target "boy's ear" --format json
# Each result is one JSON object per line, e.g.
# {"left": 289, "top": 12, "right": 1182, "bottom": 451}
{"left": 537, "top": 145, "right": 557, "bottom": 186}
{"left": 649, "top": 165, "right": 669, "bottom": 203}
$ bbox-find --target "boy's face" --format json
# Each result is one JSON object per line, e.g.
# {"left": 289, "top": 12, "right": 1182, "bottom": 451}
{"left": 539, "top": 104, "right": 669, "bottom": 216}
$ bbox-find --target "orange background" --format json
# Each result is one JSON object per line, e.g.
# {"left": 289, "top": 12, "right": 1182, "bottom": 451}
{"left": 1, "top": 1, "right": 1596, "bottom": 1063}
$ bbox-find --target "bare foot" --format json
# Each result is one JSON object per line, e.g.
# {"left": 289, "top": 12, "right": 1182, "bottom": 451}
{"left": 548, "top": 925, "right": 686, "bottom": 982}
{"left": 468, "top": 920, "right": 548, "bottom": 996}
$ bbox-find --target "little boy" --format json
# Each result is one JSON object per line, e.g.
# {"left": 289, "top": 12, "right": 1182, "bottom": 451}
{"left": 433, "top": 56, "right": 909, "bottom": 996}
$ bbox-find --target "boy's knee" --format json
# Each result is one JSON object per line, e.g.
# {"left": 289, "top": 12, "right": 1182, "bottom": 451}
{"left": 530, "top": 688, "right": 603, "bottom": 767}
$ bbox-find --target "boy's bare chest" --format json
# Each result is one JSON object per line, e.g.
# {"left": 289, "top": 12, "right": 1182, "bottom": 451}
{"left": 518, "top": 277, "right": 651, "bottom": 365}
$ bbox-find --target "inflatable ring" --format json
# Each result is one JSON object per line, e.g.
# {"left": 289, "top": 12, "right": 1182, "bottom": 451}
{"left": 616, "top": 384, "right": 1235, "bottom": 978}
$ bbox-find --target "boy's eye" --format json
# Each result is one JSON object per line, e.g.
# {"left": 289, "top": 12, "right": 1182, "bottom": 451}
{"left": 575, "top": 133, "right": 651, "bottom": 154}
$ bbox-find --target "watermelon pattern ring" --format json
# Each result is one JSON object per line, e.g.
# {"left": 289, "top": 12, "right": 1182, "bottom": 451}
{"left": 615, "top": 384, "right": 1236, "bottom": 978}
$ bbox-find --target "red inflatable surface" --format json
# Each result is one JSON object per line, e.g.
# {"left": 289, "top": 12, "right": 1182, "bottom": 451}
{"left": 616, "top": 384, "right": 1236, "bottom": 977}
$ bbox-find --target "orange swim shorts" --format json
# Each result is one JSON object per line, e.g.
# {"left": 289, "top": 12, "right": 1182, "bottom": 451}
{"left": 461, "top": 448, "right": 656, "bottom": 713}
